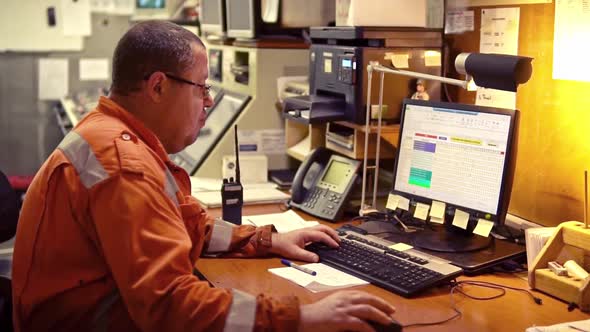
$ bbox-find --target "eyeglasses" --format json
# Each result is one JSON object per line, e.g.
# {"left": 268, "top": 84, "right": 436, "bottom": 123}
{"left": 164, "top": 73, "right": 211, "bottom": 99}
{"left": 144, "top": 72, "right": 211, "bottom": 99}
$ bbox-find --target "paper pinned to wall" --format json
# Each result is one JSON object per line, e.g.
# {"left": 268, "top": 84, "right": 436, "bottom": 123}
{"left": 553, "top": 0, "right": 590, "bottom": 82}
{"left": 79, "top": 58, "right": 110, "bottom": 81}
{"left": 38, "top": 58, "right": 69, "bottom": 101}
{"left": 445, "top": 10, "right": 474, "bottom": 34}
{"left": 61, "top": 0, "right": 92, "bottom": 36}
{"left": 476, "top": 7, "right": 520, "bottom": 109}
{"left": 238, "top": 129, "right": 286, "bottom": 155}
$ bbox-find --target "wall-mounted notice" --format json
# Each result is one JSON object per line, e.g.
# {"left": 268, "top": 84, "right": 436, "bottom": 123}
{"left": 61, "top": 0, "right": 92, "bottom": 36}
{"left": 445, "top": 10, "right": 474, "bottom": 34}
{"left": 553, "top": 0, "right": 590, "bottom": 82}
{"left": 79, "top": 58, "right": 110, "bottom": 81}
{"left": 39, "top": 58, "right": 69, "bottom": 100}
{"left": 238, "top": 129, "right": 286, "bottom": 155}
{"left": 476, "top": 7, "right": 520, "bottom": 109}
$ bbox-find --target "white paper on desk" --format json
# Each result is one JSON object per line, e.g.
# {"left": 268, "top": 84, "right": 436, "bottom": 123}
{"left": 38, "top": 58, "right": 69, "bottom": 100}
{"left": 243, "top": 210, "right": 319, "bottom": 233}
{"left": 269, "top": 263, "right": 369, "bottom": 293}
{"left": 61, "top": 0, "right": 92, "bottom": 36}
{"left": 190, "top": 177, "right": 223, "bottom": 193}
{"left": 190, "top": 177, "right": 279, "bottom": 194}
{"left": 525, "top": 227, "right": 556, "bottom": 273}
{"left": 79, "top": 58, "right": 110, "bottom": 81}
{"left": 194, "top": 189, "right": 289, "bottom": 208}
{"left": 525, "top": 318, "right": 590, "bottom": 332}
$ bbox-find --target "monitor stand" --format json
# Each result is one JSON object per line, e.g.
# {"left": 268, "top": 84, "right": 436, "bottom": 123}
{"left": 413, "top": 227, "right": 492, "bottom": 253}
{"left": 357, "top": 221, "right": 526, "bottom": 275}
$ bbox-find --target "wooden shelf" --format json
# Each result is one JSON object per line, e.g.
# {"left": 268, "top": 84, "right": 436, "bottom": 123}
{"left": 285, "top": 120, "right": 325, "bottom": 162}
{"left": 284, "top": 119, "right": 400, "bottom": 161}
{"left": 232, "top": 38, "right": 309, "bottom": 49}
{"left": 334, "top": 121, "right": 400, "bottom": 152}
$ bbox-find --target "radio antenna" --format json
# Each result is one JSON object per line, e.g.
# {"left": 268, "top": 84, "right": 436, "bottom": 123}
{"left": 234, "top": 124, "right": 241, "bottom": 184}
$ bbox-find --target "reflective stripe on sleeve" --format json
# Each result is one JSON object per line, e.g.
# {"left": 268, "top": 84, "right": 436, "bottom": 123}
{"left": 223, "top": 289, "right": 257, "bottom": 332}
{"left": 205, "top": 218, "right": 235, "bottom": 253}
{"left": 164, "top": 167, "right": 180, "bottom": 207}
{"left": 58, "top": 131, "right": 109, "bottom": 189}
{"left": 91, "top": 289, "right": 120, "bottom": 332}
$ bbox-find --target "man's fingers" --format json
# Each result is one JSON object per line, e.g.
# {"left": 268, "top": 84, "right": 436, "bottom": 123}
{"left": 290, "top": 247, "right": 319, "bottom": 262}
{"left": 303, "top": 230, "right": 340, "bottom": 248}
{"left": 344, "top": 304, "right": 394, "bottom": 326}
{"left": 311, "top": 225, "right": 341, "bottom": 242}
{"left": 347, "top": 291, "right": 396, "bottom": 315}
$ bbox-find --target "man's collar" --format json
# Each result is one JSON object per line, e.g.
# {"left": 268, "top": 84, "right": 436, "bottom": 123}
{"left": 97, "top": 96, "right": 171, "bottom": 163}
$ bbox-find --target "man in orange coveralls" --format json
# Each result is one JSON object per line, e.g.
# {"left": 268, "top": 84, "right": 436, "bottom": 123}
{"left": 12, "top": 21, "right": 396, "bottom": 332}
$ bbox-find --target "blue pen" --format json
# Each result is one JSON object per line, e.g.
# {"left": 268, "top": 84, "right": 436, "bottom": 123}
{"left": 281, "top": 259, "right": 317, "bottom": 276}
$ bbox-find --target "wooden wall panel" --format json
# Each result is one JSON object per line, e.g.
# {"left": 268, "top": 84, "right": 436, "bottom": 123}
{"left": 446, "top": 3, "right": 590, "bottom": 226}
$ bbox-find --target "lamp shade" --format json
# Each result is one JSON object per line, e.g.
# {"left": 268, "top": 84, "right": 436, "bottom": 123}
{"left": 455, "top": 53, "right": 533, "bottom": 92}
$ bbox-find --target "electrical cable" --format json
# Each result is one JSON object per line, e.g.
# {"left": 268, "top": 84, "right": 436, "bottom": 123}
{"left": 402, "top": 279, "right": 542, "bottom": 329}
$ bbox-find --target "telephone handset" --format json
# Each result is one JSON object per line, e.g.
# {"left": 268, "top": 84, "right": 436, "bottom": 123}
{"left": 290, "top": 147, "right": 361, "bottom": 221}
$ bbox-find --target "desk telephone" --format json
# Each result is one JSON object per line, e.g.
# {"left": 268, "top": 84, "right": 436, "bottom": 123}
{"left": 290, "top": 147, "right": 361, "bottom": 221}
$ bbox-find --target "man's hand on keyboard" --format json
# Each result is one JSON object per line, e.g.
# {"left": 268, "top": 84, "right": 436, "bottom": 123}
{"left": 270, "top": 225, "right": 340, "bottom": 262}
{"left": 299, "top": 290, "right": 396, "bottom": 332}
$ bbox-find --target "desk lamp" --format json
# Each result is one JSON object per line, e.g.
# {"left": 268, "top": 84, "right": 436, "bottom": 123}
{"left": 359, "top": 52, "right": 533, "bottom": 216}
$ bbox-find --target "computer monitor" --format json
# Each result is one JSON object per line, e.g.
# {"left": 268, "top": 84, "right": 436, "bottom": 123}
{"left": 389, "top": 98, "right": 518, "bottom": 253}
{"left": 225, "top": 0, "right": 258, "bottom": 39}
{"left": 171, "top": 89, "right": 250, "bottom": 175}
{"left": 200, "top": 0, "right": 226, "bottom": 36}
{"left": 134, "top": 0, "right": 173, "bottom": 20}
{"left": 225, "top": 0, "right": 333, "bottom": 39}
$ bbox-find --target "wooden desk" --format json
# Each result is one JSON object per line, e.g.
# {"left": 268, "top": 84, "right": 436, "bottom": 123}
{"left": 198, "top": 204, "right": 590, "bottom": 331}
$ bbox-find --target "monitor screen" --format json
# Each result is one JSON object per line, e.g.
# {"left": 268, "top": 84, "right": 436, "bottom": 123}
{"left": 200, "top": 0, "right": 225, "bottom": 35}
{"left": 171, "top": 89, "right": 250, "bottom": 174}
{"left": 136, "top": 0, "right": 166, "bottom": 9}
{"left": 133, "top": 0, "right": 171, "bottom": 19}
{"left": 225, "top": 0, "right": 254, "bottom": 38}
{"left": 391, "top": 99, "right": 516, "bottom": 223}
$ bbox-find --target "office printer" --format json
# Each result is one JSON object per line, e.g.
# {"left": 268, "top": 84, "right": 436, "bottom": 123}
{"left": 283, "top": 26, "right": 443, "bottom": 124}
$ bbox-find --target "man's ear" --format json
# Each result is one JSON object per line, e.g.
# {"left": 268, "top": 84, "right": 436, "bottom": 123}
{"left": 145, "top": 72, "right": 166, "bottom": 103}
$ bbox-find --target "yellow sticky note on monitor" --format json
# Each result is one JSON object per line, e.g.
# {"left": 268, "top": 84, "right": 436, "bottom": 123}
{"left": 430, "top": 201, "right": 445, "bottom": 219}
{"left": 430, "top": 216, "right": 444, "bottom": 224}
{"left": 473, "top": 219, "right": 494, "bottom": 237}
{"left": 452, "top": 209, "right": 470, "bottom": 229}
{"left": 389, "top": 243, "right": 413, "bottom": 251}
{"left": 386, "top": 194, "right": 400, "bottom": 211}
{"left": 414, "top": 203, "right": 430, "bottom": 220}
{"left": 397, "top": 196, "right": 410, "bottom": 211}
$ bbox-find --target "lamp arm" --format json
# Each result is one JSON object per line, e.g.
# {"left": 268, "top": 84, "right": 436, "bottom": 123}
{"left": 370, "top": 63, "right": 470, "bottom": 89}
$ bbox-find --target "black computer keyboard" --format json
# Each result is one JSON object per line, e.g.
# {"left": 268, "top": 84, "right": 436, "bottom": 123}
{"left": 306, "top": 233, "right": 463, "bottom": 297}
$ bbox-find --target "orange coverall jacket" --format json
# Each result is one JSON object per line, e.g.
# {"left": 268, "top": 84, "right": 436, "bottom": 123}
{"left": 12, "top": 97, "right": 299, "bottom": 332}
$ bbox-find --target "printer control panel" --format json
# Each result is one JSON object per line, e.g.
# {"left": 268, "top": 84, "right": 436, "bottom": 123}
{"left": 338, "top": 55, "right": 356, "bottom": 84}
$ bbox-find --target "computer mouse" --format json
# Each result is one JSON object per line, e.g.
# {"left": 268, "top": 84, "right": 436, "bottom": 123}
{"left": 367, "top": 318, "right": 403, "bottom": 332}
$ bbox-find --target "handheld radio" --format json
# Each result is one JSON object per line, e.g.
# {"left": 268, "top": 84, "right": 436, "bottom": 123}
{"left": 221, "top": 125, "right": 243, "bottom": 225}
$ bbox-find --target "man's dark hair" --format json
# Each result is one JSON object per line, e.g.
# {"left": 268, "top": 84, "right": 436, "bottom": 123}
{"left": 111, "top": 20, "right": 205, "bottom": 95}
